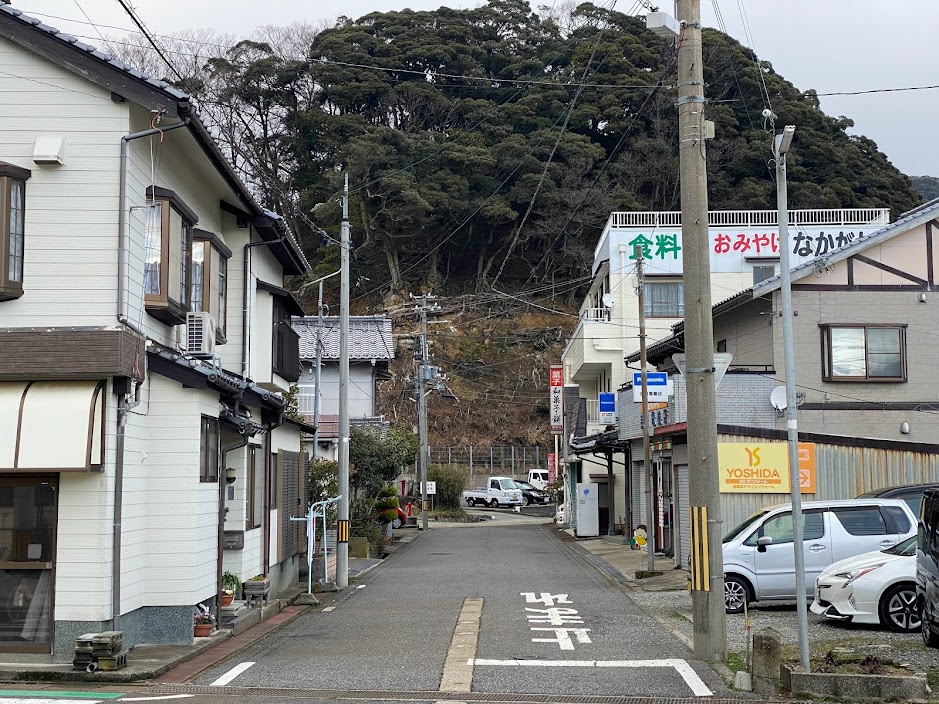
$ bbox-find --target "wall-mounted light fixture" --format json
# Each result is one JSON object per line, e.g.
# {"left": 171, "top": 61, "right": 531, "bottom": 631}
{"left": 225, "top": 467, "right": 237, "bottom": 484}
{"left": 919, "top": 293, "right": 927, "bottom": 303}
{"left": 900, "top": 421, "right": 911, "bottom": 435}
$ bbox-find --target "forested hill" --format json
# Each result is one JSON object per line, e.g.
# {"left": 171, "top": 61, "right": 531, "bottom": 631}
{"left": 110, "top": 0, "right": 921, "bottom": 305}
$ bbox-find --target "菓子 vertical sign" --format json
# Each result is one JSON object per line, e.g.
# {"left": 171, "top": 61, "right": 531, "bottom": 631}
{"left": 718, "top": 442, "right": 816, "bottom": 493}
{"left": 549, "top": 364, "right": 563, "bottom": 435}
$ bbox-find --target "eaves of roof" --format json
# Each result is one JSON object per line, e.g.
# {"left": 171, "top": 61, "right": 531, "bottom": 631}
{"left": 0, "top": 4, "right": 311, "bottom": 277}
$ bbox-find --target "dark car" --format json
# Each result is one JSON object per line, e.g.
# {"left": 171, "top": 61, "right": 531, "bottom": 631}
{"left": 859, "top": 483, "right": 939, "bottom": 518}
{"left": 515, "top": 480, "right": 548, "bottom": 506}
{"left": 917, "top": 489, "right": 939, "bottom": 647}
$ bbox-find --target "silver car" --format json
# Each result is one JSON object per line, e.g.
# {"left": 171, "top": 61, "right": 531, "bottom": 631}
{"left": 721, "top": 498, "right": 917, "bottom": 613}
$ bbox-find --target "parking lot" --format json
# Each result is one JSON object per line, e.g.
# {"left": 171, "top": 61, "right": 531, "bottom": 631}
{"left": 629, "top": 589, "right": 937, "bottom": 676}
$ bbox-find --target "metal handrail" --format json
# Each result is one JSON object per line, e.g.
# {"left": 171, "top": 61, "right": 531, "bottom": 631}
{"left": 604, "top": 208, "right": 889, "bottom": 229}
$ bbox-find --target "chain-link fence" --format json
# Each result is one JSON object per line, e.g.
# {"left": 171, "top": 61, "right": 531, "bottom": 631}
{"left": 426, "top": 445, "right": 547, "bottom": 486}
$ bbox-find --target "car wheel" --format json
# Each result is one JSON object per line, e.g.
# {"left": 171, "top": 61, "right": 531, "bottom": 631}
{"left": 724, "top": 575, "right": 751, "bottom": 614}
{"left": 489, "top": 499, "right": 499, "bottom": 508}
{"left": 522, "top": 496, "right": 530, "bottom": 506}
{"left": 879, "top": 583, "right": 920, "bottom": 633}
{"left": 466, "top": 498, "right": 475, "bottom": 507}
{"left": 924, "top": 605, "right": 939, "bottom": 648}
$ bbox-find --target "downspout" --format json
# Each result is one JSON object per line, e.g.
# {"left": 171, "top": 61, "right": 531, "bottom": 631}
{"left": 113, "top": 117, "right": 189, "bottom": 631}
{"left": 241, "top": 238, "right": 285, "bottom": 379}
{"left": 263, "top": 428, "right": 272, "bottom": 576}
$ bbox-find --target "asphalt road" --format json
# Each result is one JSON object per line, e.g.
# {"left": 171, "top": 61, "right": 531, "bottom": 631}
{"left": 177, "top": 515, "right": 731, "bottom": 701}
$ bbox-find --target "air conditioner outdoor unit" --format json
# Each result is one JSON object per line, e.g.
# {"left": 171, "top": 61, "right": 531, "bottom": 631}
{"left": 186, "top": 312, "right": 217, "bottom": 357}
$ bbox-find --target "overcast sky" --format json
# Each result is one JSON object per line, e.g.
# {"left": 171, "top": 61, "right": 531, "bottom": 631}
{"left": 12, "top": 0, "right": 939, "bottom": 176}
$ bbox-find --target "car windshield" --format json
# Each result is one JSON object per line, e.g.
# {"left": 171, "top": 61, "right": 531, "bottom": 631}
{"left": 883, "top": 535, "right": 917, "bottom": 556}
{"left": 516, "top": 481, "right": 536, "bottom": 490}
{"left": 501, "top": 479, "right": 519, "bottom": 489}
{"left": 723, "top": 510, "right": 770, "bottom": 543}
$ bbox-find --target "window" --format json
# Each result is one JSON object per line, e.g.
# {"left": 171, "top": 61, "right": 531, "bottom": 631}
{"left": 273, "top": 300, "right": 300, "bottom": 382}
{"left": 821, "top": 325, "right": 906, "bottom": 381}
{"left": 885, "top": 506, "right": 911, "bottom": 534}
{"left": 744, "top": 510, "right": 824, "bottom": 546}
{"left": 0, "top": 161, "right": 30, "bottom": 301}
{"left": 716, "top": 339, "right": 727, "bottom": 353}
{"left": 199, "top": 416, "right": 219, "bottom": 482}
{"left": 191, "top": 230, "right": 231, "bottom": 342}
{"left": 644, "top": 281, "right": 684, "bottom": 318}
{"left": 832, "top": 507, "right": 888, "bottom": 536}
{"left": 753, "top": 264, "right": 776, "bottom": 285}
{"left": 247, "top": 445, "right": 263, "bottom": 530}
{"left": 144, "top": 186, "right": 197, "bottom": 325}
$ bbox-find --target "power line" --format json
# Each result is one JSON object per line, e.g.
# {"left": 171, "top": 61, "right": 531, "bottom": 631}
{"left": 114, "top": 0, "right": 185, "bottom": 83}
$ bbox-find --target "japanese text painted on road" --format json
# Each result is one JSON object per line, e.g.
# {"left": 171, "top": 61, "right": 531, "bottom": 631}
{"left": 521, "top": 592, "right": 591, "bottom": 650}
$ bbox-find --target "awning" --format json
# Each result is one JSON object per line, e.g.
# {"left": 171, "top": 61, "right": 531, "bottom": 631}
{"left": 257, "top": 280, "right": 305, "bottom": 316}
{"left": 0, "top": 380, "right": 106, "bottom": 471}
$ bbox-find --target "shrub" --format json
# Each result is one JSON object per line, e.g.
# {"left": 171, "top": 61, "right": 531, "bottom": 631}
{"left": 427, "top": 464, "right": 469, "bottom": 509}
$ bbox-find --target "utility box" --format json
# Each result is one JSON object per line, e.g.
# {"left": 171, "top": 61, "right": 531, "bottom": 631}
{"left": 645, "top": 12, "right": 681, "bottom": 39}
{"left": 575, "top": 483, "right": 599, "bottom": 537}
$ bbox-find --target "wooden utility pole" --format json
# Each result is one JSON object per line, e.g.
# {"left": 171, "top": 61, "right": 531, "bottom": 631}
{"left": 675, "top": 0, "right": 726, "bottom": 662}
{"left": 636, "top": 248, "right": 655, "bottom": 572}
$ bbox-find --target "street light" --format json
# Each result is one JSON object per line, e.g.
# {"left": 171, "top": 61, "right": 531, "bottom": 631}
{"left": 774, "top": 123, "right": 811, "bottom": 672}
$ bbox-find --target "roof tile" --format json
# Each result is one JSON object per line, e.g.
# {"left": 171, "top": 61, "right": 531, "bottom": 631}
{"left": 293, "top": 316, "right": 394, "bottom": 361}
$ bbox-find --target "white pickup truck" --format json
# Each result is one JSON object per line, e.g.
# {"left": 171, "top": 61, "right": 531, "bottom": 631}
{"left": 462, "top": 476, "right": 524, "bottom": 508}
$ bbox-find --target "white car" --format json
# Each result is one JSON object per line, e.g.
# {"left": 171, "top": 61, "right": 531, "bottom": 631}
{"left": 810, "top": 536, "right": 919, "bottom": 632}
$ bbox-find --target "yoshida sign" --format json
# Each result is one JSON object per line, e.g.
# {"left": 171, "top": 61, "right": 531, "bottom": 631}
{"left": 718, "top": 442, "right": 816, "bottom": 494}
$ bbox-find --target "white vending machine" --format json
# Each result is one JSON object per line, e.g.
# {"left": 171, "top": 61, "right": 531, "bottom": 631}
{"left": 575, "top": 482, "right": 599, "bottom": 537}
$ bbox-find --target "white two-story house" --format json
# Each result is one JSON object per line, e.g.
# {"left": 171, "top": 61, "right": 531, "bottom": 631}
{"left": 0, "top": 5, "right": 313, "bottom": 659}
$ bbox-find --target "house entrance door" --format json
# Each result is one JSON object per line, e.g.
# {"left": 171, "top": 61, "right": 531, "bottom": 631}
{"left": 0, "top": 477, "right": 57, "bottom": 652}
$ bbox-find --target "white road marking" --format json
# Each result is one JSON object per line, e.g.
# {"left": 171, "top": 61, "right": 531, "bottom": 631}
{"left": 119, "top": 696, "right": 195, "bottom": 701}
{"left": 356, "top": 584, "right": 366, "bottom": 589}
{"left": 470, "top": 658, "right": 712, "bottom": 697}
{"left": 322, "top": 606, "right": 335, "bottom": 612}
{"left": 209, "top": 661, "right": 256, "bottom": 686}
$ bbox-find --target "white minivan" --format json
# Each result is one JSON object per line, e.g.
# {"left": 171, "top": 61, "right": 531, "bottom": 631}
{"left": 722, "top": 498, "right": 917, "bottom": 613}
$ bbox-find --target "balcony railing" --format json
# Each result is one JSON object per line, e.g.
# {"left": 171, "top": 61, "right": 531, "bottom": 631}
{"left": 580, "top": 307, "right": 611, "bottom": 322}
{"left": 586, "top": 399, "right": 599, "bottom": 422}
{"left": 605, "top": 208, "right": 889, "bottom": 229}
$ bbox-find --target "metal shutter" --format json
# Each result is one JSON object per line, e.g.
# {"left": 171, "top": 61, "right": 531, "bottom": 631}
{"left": 280, "top": 450, "right": 301, "bottom": 559}
{"left": 677, "top": 464, "right": 690, "bottom": 568}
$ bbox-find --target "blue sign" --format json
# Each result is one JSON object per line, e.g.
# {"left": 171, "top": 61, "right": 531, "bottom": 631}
{"left": 599, "top": 392, "right": 616, "bottom": 412}
{"left": 633, "top": 372, "right": 667, "bottom": 386}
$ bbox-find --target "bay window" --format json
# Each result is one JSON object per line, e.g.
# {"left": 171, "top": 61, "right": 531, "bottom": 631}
{"left": 144, "top": 186, "right": 197, "bottom": 325}
{"left": 0, "top": 161, "right": 30, "bottom": 301}
{"left": 191, "top": 230, "right": 231, "bottom": 342}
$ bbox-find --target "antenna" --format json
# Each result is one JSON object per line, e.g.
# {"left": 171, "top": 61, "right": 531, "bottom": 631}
{"left": 601, "top": 293, "right": 615, "bottom": 309}
{"left": 770, "top": 386, "right": 788, "bottom": 411}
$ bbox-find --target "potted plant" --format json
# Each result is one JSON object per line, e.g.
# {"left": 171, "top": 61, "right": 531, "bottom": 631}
{"left": 242, "top": 574, "right": 270, "bottom": 596}
{"left": 221, "top": 570, "right": 240, "bottom": 606}
{"left": 193, "top": 611, "right": 214, "bottom": 637}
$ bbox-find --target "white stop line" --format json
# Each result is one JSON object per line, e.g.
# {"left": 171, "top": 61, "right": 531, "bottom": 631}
{"left": 470, "top": 658, "right": 712, "bottom": 697}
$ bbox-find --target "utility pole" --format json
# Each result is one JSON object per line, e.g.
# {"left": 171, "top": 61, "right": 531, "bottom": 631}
{"left": 336, "top": 173, "right": 350, "bottom": 589}
{"left": 676, "top": 0, "right": 726, "bottom": 663}
{"left": 774, "top": 124, "right": 810, "bottom": 671}
{"left": 636, "top": 247, "right": 655, "bottom": 572}
{"left": 413, "top": 294, "right": 439, "bottom": 531}
{"left": 312, "top": 281, "right": 324, "bottom": 454}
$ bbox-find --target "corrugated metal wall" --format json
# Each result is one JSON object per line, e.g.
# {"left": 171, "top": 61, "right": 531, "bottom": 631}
{"left": 716, "top": 431, "right": 939, "bottom": 538}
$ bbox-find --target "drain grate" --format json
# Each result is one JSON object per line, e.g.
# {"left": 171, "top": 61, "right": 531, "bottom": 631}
{"left": 149, "top": 684, "right": 800, "bottom": 704}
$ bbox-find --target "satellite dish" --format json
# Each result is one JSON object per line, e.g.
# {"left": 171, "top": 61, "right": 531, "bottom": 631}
{"left": 770, "top": 386, "right": 788, "bottom": 411}
{"left": 601, "top": 293, "right": 615, "bottom": 309}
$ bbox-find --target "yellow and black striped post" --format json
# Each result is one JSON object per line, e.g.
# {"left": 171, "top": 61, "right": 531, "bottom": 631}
{"left": 337, "top": 519, "right": 350, "bottom": 543}
{"left": 689, "top": 506, "right": 710, "bottom": 592}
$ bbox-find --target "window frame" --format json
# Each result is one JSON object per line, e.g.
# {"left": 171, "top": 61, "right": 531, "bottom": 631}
{"left": 247, "top": 445, "right": 263, "bottom": 530}
{"left": 752, "top": 263, "right": 776, "bottom": 285}
{"left": 644, "top": 280, "right": 684, "bottom": 318}
{"left": 0, "top": 161, "right": 31, "bottom": 302}
{"left": 192, "top": 229, "right": 231, "bottom": 343}
{"left": 820, "top": 324, "right": 907, "bottom": 382}
{"left": 143, "top": 186, "right": 197, "bottom": 326}
{"left": 199, "top": 416, "right": 219, "bottom": 482}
